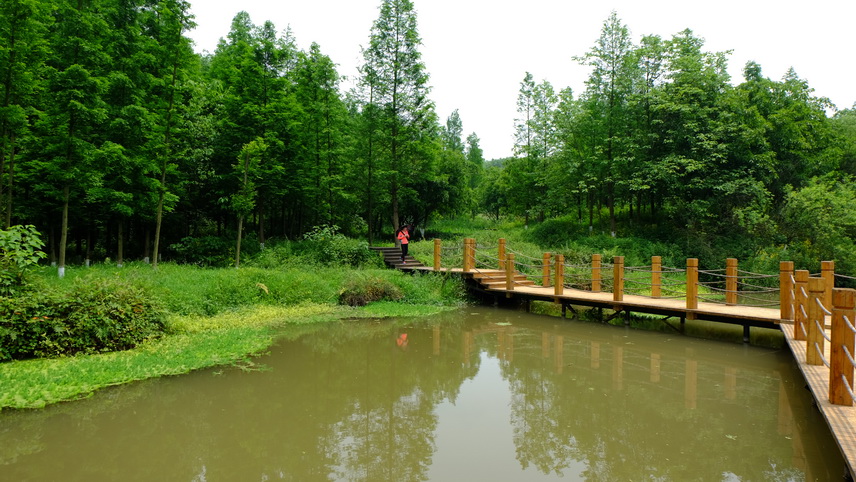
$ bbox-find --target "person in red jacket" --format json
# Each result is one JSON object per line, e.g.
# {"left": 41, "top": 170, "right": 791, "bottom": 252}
{"left": 396, "top": 225, "right": 410, "bottom": 263}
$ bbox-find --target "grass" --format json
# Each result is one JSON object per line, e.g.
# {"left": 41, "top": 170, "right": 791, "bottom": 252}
{"left": 1, "top": 250, "right": 467, "bottom": 410}
{"left": 0, "top": 301, "right": 459, "bottom": 410}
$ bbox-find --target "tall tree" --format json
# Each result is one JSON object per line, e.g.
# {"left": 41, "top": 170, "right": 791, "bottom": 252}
{"left": 628, "top": 34, "right": 666, "bottom": 218}
{"left": 574, "top": 11, "right": 636, "bottom": 236}
{"left": 509, "top": 72, "right": 538, "bottom": 223}
{"left": 464, "top": 132, "right": 484, "bottom": 217}
{"left": 0, "top": 0, "right": 51, "bottom": 228}
{"left": 209, "top": 13, "right": 301, "bottom": 242}
{"left": 233, "top": 138, "right": 264, "bottom": 267}
{"left": 652, "top": 28, "right": 733, "bottom": 235}
{"left": 441, "top": 109, "right": 464, "bottom": 153}
{"left": 293, "top": 42, "right": 349, "bottom": 230}
{"left": 31, "top": 0, "right": 111, "bottom": 277}
{"left": 360, "top": 0, "right": 436, "bottom": 234}
{"left": 150, "top": 0, "right": 195, "bottom": 269}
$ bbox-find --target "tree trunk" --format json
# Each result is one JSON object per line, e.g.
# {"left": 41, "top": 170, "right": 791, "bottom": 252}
{"left": 235, "top": 215, "right": 244, "bottom": 268}
{"left": 152, "top": 19, "right": 183, "bottom": 269}
{"left": 588, "top": 191, "right": 594, "bottom": 232}
{"left": 117, "top": 220, "right": 124, "bottom": 267}
{"left": 608, "top": 182, "right": 615, "bottom": 237}
{"left": 152, "top": 187, "right": 165, "bottom": 269}
{"left": 144, "top": 228, "right": 150, "bottom": 263}
{"left": 58, "top": 185, "right": 70, "bottom": 278}
{"left": 86, "top": 227, "right": 92, "bottom": 266}
{"left": 258, "top": 201, "right": 266, "bottom": 249}
{"left": 49, "top": 225, "right": 56, "bottom": 266}
{"left": 4, "top": 132, "right": 15, "bottom": 229}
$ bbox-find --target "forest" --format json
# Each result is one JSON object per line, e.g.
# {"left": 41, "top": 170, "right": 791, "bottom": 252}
{"left": 2, "top": 0, "right": 855, "bottom": 275}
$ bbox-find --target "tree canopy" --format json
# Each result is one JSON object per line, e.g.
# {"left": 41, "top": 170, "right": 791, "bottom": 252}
{"left": 0, "top": 3, "right": 852, "bottom": 271}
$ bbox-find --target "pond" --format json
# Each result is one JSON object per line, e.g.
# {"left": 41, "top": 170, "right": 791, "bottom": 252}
{"left": 0, "top": 307, "right": 845, "bottom": 480}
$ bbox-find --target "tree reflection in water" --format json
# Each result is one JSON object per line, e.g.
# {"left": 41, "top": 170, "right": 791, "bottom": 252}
{"left": 0, "top": 308, "right": 846, "bottom": 480}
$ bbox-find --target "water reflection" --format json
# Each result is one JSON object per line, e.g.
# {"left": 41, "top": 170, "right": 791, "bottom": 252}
{"left": 0, "top": 308, "right": 845, "bottom": 481}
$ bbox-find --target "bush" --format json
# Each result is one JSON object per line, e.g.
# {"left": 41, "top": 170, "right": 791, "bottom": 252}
{"left": 525, "top": 217, "right": 586, "bottom": 247}
{"left": 0, "top": 277, "right": 166, "bottom": 361}
{"left": 298, "top": 225, "right": 374, "bottom": 266}
{"left": 169, "top": 235, "right": 233, "bottom": 267}
{"left": 338, "top": 274, "right": 404, "bottom": 306}
{"left": 0, "top": 225, "right": 46, "bottom": 296}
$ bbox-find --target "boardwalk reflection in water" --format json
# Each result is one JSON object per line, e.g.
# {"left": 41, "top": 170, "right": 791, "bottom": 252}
{"left": 0, "top": 308, "right": 845, "bottom": 480}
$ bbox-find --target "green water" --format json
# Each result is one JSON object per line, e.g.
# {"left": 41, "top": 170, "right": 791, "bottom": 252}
{"left": 0, "top": 308, "right": 845, "bottom": 480}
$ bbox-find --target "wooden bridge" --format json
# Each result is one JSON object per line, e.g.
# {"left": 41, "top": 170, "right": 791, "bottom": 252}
{"left": 372, "top": 238, "right": 856, "bottom": 478}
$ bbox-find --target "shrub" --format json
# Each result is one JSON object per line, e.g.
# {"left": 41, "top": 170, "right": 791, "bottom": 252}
{"left": 0, "top": 277, "right": 166, "bottom": 361}
{"left": 169, "top": 235, "right": 233, "bottom": 267}
{"left": 0, "top": 225, "right": 46, "bottom": 296}
{"left": 299, "top": 225, "right": 374, "bottom": 266}
{"left": 525, "top": 217, "right": 586, "bottom": 247}
{"left": 338, "top": 274, "right": 404, "bottom": 306}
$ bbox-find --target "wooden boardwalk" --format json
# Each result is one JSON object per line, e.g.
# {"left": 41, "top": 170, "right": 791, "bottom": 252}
{"left": 781, "top": 323, "right": 856, "bottom": 478}
{"left": 371, "top": 244, "right": 856, "bottom": 478}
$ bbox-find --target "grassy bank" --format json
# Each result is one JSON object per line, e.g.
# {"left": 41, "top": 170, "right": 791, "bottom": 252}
{"left": 1, "top": 254, "right": 467, "bottom": 410}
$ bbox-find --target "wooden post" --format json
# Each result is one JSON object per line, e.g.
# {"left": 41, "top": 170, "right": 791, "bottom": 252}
{"left": 651, "top": 256, "right": 662, "bottom": 298}
{"left": 686, "top": 259, "right": 698, "bottom": 310}
{"left": 554, "top": 254, "right": 564, "bottom": 296}
{"left": 830, "top": 288, "right": 856, "bottom": 406}
{"left": 433, "top": 238, "right": 441, "bottom": 271}
{"left": 498, "top": 238, "right": 506, "bottom": 271}
{"left": 794, "top": 270, "right": 809, "bottom": 341}
{"left": 463, "top": 238, "right": 474, "bottom": 272}
{"left": 613, "top": 256, "right": 624, "bottom": 302}
{"left": 726, "top": 258, "right": 738, "bottom": 305}
{"left": 822, "top": 261, "right": 835, "bottom": 311}
{"left": 505, "top": 253, "right": 515, "bottom": 292}
{"left": 542, "top": 253, "right": 552, "bottom": 287}
{"left": 592, "top": 254, "right": 602, "bottom": 292}
{"left": 806, "top": 277, "right": 826, "bottom": 366}
{"left": 780, "top": 261, "right": 794, "bottom": 321}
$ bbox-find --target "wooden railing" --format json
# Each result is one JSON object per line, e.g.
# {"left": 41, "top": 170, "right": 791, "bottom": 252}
{"left": 430, "top": 237, "right": 856, "bottom": 407}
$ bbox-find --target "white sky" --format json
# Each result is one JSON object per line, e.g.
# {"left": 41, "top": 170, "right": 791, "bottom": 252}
{"left": 187, "top": 0, "right": 856, "bottom": 161}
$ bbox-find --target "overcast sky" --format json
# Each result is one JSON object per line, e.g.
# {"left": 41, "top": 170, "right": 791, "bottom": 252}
{"left": 186, "top": 0, "right": 855, "bottom": 161}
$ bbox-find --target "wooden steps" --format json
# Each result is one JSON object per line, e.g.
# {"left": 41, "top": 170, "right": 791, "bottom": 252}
{"left": 371, "top": 247, "right": 538, "bottom": 286}
{"left": 467, "top": 269, "right": 536, "bottom": 288}
{"left": 370, "top": 246, "right": 426, "bottom": 270}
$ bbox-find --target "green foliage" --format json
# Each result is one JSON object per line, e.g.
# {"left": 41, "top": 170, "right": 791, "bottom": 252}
{"left": 299, "top": 225, "right": 374, "bottom": 266}
{"left": 0, "top": 277, "right": 166, "bottom": 361}
{"left": 0, "top": 225, "right": 46, "bottom": 295}
{"left": 778, "top": 176, "right": 856, "bottom": 275}
{"left": 169, "top": 235, "right": 234, "bottom": 267}
{"left": 525, "top": 218, "right": 587, "bottom": 248}
{"left": 338, "top": 273, "right": 404, "bottom": 306}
